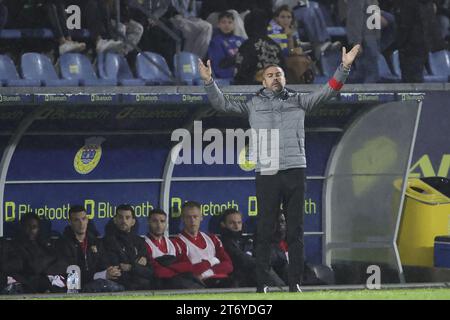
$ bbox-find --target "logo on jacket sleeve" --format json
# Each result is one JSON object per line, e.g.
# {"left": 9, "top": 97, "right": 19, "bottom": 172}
{"left": 74, "top": 137, "right": 106, "bottom": 174}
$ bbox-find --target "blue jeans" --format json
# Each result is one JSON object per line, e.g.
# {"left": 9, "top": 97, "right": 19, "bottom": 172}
{"left": 294, "top": 5, "right": 330, "bottom": 43}
{"left": 349, "top": 36, "right": 380, "bottom": 83}
{"left": 0, "top": 4, "right": 7, "bottom": 29}
{"left": 381, "top": 11, "right": 397, "bottom": 52}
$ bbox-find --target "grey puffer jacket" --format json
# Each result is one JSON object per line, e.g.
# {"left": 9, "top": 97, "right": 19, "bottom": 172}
{"left": 204, "top": 64, "right": 350, "bottom": 172}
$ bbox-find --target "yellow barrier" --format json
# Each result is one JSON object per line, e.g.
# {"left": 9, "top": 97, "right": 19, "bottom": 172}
{"left": 395, "top": 178, "right": 450, "bottom": 267}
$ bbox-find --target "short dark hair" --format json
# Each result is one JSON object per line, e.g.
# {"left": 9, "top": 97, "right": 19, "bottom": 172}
{"left": 181, "top": 201, "right": 201, "bottom": 215}
{"left": 218, "top": 11, "right": 234, "bottom": 21}
{"left": 221, "top": 208, "right": 242, "bottom": 223}
{"left": 68, "top": 205, "right": 87, "bottom": 219}
{"left": 148, "top": 208, "right": 167, "bottom": 219}
{"left": 116, "top": 204, "right": 135, "bottom": 218}
{"left": 263, "top": 64, "right": 283, "bottom": 74}
{"left": 20, "top": 212, "right": 40, "bottom": 226}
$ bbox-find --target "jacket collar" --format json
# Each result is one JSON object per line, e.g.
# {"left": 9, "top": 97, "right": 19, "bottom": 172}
{"left": 257, "top": 87, "right": 294, "bottom": 100}
{"left": 63, "top": 225, "right": 96, "bottom": 244}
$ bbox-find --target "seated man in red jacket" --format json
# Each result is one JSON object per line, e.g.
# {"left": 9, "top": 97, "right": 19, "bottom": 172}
{"left": 173, "top": 201, "right": 234, "bottom": 288}
{"left": 143, "top": 208, "right": 204, "bottom": 289}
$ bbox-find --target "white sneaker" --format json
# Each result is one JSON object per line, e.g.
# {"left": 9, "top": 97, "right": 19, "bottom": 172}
{"left": 96, "top": 39, "right": 124, "bottom": 53}
{"left": 59, "top": 41, "right": 86, "bottom": 55}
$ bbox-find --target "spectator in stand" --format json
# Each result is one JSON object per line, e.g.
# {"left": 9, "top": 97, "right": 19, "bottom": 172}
{"left": 169, "top": 0, "right": 213, "bottom": 58}
{"left": 143, "top": 208, "right": 204, "bottom": 289}
{"left": 207, "top": 11, "right": 244, "bottom": 80}
{"left": 9, "top": 213, "right": 66, "bottom": 293}
{"left": 76, "top": 0, "right": 125, "bottom": 53}
{"left": 220, "top": 208, "right": 285, "bottom": 288}
{"left": 103, "top": 204, "right": 155, "bottom": 290}
{"left": 0, "top": 0, "right": 7, "bottom": 30}
{"left": 0, "top": 237, "right": 22, "bottom": 294}
{"left": 199, "top": 0, "right": 273, "bottom": 21}
{"left": 56, "top": 205, "right": 124, "bottom": 293}
{"left": 205, "top": 10, "right": 248, "bottom": 41}
{"left": 267, "top": 5, "right": 315, "bottom": 83}
{"left": 345, "top": 0, "right": 380, "bottom": 83}
{"left": 4, "top": 0, "right": 86, "bottom": 55}
{"left": 234, "top": 9, "right": 286, "bottom": 85}
{"left": 268, "top": 5, "right": 310, "bottom": 57}
{"left": 109, "top": 0, "right": 145, "bottom": 56}
{"left": 275, "top": 0, "right": 341, "bottom": 59}
{"left": 435, "top": 0, "right": 450, "bottom": 40}
{"left": 396, "top": 0, "right": 446, "bottom": 82}
{"left": 44, "top": 0, "right": 86, "bottom": 55}
{"left": 173, "top": 201, "right": 234, "bottom": 288}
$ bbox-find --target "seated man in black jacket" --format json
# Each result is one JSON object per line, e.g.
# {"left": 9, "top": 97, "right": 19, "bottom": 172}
{"left": 56, "top": 205, "right": 124, "bottom": 293}
{"left": 103, "top": 204, "right": 155, "bottom": 290}
{"left": 0, "top": 237, "right": 22, "bottom": 294}
{"left": 219, "top": 208, "right": 285, "bottom": 288}
{"left": 10, "top": 213, "right": 66, "bottom": 293}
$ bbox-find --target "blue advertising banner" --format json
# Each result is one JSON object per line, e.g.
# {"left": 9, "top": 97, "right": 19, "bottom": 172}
{"left": 3, "top": 183, "right": 160, "bottom": 237}
{"left": 410, "top": 91, "right": 450, "bottom": 179}
{"left": 7, "top": 135, "right": 169, "bottom": 180}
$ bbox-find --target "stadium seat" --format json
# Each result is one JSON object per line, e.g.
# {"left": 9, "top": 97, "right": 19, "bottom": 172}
{"left": 59, "top": 53, "right": 117, "bottom": 86}
{"left": 21, "top": 52, "right": 79, "bottom": 86}
{"left": 314, "top": 48, "right": 341, "bottom": 84}
{"left": 0, "top": 54, "right": 40, "bottom": 87}
{"left": 97, "top": 52, "right": 144, "bottom": 86}
{"left": 377, "top": 53, "right": 401, "bottom": 83}
{"left": 294, "top": 1, "right": 346, "bottom": 41}
{"left": 428, "top": 50, "right": 450, "bottom": 81}
{"left": 392, "top": 50, "right": 448, "bottom": 83}
{"left": 392, "top": 50, "right": 401, "bottom": 78}
{"left": 21, "top": 28, "right": 54, "bottom": 39}
{"left": 173, "top": 51, "right": 202, "bottom": 85}
{"left": 136, "top": 52, "right": 175, "bottom": 85}
{"left": 0, "top": 29, "right": 22, "bottom": 39}
{"left": 215, "top": 78, "right": 233, "bottom": 86}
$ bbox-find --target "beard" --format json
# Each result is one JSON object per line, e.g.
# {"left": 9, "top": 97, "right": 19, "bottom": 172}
{"left": 272, "top": 82, "right": 283, "bottom": 92}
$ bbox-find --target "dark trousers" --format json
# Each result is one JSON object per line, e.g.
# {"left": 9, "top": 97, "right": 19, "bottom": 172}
{"left": 399, "top": 48, "right": 427, "bottom": 83}
{"left": 255, "top": 168, "right": 306, "bottom": 290}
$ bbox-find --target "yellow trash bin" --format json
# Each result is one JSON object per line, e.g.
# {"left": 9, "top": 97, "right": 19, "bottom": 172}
{"left": 395, "top": 178, "right": 450, "bottom": 267}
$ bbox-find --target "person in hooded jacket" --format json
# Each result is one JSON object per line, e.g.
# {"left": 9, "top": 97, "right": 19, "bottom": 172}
{"left": 0, "top": 236, "right": 22, "bottom": 294}
{"left": 103, "top": 204, "right": 155, "bottom": 290}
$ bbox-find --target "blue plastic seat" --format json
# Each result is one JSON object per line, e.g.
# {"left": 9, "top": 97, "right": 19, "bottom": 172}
{"left": 0, "top": 29, "right": 22, "bottom": 39}
{"left": 136, "top": 52, "right": 175, "bottom": 85}
{"left": 173, "top": 51, "right": 202, "bottom": 85}
{"left": 428, "top": 50, "right": 450, "bottom": 80}
{"left": 392, "top": 51, "right": 401, "bottom": 78}
{"left": 21, "top": 52, "right": 79, "bottom": 87}
{"left": 98, "top": 52, "right": 145, "bottom": 86}
{"left": 294, "top": 1, "right": 346, "bottom": 42}
{"left": 21, "top": 28, "right": 54, "bottom": 39}
{"left": 392, "top": 50, "right": 447, "bottom": 83}
{"left": 215, "top": 78, "right": 233, "bottom": 86}
{"left": 59, "top": 53, "right": 117, "bottom": 86}
{"left": 377, "top": 53, "right": 401, "bottom": 83}
{"left": 0, "top": 54, "right": 41, "bottom": 86}
{"left": 320, "top": 49, "right": 341, "bottom": 77}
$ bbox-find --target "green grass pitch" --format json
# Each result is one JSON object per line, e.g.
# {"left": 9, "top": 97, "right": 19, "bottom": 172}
{"left": 25, "top": 288, "right": 450, "bottom": 300}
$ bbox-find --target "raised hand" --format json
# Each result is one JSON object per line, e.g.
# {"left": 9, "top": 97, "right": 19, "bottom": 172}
{"left": 198, "top": 58, "right": 212, "bottom": 82}
{"left": 342, "top": 44, "right": 361, "bottom": 69}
